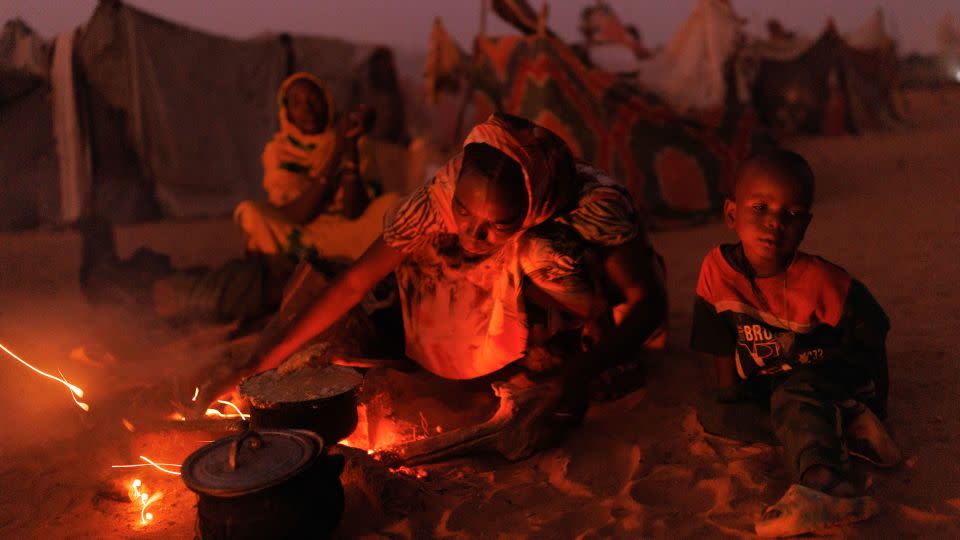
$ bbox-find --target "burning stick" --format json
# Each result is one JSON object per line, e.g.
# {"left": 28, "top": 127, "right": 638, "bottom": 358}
{"left": 0, "top": 341, "right": 89, "bottom": 411}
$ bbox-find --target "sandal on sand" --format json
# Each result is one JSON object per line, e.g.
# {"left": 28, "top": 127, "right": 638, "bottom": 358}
{"left": 755, "top": 484, "right": 879, "bottom": 538}
{"left": 845, "top": 408, "right": 902, "bottom": 468}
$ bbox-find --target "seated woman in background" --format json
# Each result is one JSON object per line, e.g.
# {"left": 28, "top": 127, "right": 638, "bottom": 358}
{"left": 203, "top": 113, "right": 668, "bottom": 459}
{"left": 81, "top": 73, "right": 399, "bottom": 326}
{"left": 234, "top": 71, "right": 399, "bottom": 267}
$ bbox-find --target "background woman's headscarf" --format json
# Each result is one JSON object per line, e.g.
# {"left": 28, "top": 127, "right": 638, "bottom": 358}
{"left": 261, "top": 72, "right": 338, "bottom": 206}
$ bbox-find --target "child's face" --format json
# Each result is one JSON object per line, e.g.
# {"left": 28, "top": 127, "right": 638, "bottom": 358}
{"left": 285, "top": 80, "right": 327, "bottom": 134}
{"left": 724, "top": 170, "right": 812, "bottom": 276}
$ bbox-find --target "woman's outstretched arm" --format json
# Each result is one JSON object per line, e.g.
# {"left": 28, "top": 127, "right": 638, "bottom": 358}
{"left": 198, "top": 235, "right": 404, "bottom": 404}
{"left": 254, "top": 235, "right": 404, "bottom": 371}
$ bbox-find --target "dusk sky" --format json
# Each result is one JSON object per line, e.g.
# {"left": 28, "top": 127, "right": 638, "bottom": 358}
{"left": 3, "top": 1, "right": 954, "bottom": 55}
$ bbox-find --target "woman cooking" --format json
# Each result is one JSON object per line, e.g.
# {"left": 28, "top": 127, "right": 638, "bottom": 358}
{"left": 207, "top": 113, "right": 667, "bottom": 458}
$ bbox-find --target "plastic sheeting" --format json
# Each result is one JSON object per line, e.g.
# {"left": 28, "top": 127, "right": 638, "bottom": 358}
{"left": 77, "top": 3, "right": 286, "bottom": 218}
{"left": 633, "top": 0, "right": 744, "bottom": 113}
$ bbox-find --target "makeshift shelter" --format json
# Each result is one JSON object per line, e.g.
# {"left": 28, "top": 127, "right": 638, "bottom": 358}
{"left": 0, "top": 1, "right": 411, "bottom": 231}
{"left": 0, "top": 20, "right": 59, "bottom": 230}
{"left": 744, "top": 16, "right": 901, "bottom": 136}
{"left": 429, "top": 1, "right": 758, "bottom": 227}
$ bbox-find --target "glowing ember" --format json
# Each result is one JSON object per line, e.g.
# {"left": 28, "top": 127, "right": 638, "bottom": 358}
{"left": 204, "top": 400, "right": 249, "bottom": 420}
{"left": 112, "top": 456, "right": 182, "bottom": 476}
{"left": 166, "top": 412, "right": 186, "bottom": 422}
{"left": 0, "top": 341, "right": 89, "bottom": 411}
{"left": 112, "top": 463, "right": 181, "bottom": 470}
{"left": 191, "top": 387, "right": 199, "bottom": 401}
{"left": 389, "top": 466, "right": 429, "bottom": 479}
{"left": 121, "top": 418, "right": 136, "bottom": 432}
{"left": 129, "top": 479, "right": 163, "bottom": 525}
{"left": 138, "top": 455, "right": 182, "bottom": 476}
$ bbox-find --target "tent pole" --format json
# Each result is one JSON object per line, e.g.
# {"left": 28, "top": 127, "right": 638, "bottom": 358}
{"left": 479, "top": 0, "right": 488, "bottom": 37}
{"left": 451, "top": 0, "right": 487, "bottom": 147}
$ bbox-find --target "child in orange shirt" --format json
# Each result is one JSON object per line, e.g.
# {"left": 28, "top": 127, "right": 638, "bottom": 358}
{"left": 690, "top": 149, "right": 899, "bottom": 536}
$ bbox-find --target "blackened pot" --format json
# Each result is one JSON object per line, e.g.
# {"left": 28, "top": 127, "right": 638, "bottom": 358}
{"left": 182, "top": 429, "right": 345, "bottom": 540}
{"left": 239, "top": 364, "right": 363, "bottom": 444}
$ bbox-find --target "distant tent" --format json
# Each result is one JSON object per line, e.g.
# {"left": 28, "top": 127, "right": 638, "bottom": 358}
{"left": 745, "top": 18, "right": 900, "bottom": 136}
{"left": 846, "top": 8, "right": 894, "bottom": 50}
{"left": 0, "top": 1, "right": 409, "bottom": 231}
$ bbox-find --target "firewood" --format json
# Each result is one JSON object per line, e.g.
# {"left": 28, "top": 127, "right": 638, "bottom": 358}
{"left": 377, "top": 380, "right": 556, "bottom": 466}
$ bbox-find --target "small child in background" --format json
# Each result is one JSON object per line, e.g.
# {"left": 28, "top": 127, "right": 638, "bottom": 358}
{"left": 689, "top": 149, "right": 900, "bottom": 537}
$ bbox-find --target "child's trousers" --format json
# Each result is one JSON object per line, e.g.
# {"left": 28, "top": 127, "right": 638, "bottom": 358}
{"left": 769, "top": 363, "right": 877, "bottom": 481}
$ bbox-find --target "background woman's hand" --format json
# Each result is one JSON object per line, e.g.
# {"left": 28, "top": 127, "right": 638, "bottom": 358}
{"left": 341, "top": 104, "right": 375, "bottom": 140}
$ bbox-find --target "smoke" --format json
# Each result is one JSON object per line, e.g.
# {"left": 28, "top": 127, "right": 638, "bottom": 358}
{"left": 0, "top": 229, "right": 201, "bottom": 454}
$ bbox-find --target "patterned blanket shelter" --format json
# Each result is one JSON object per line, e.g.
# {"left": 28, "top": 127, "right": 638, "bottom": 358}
{"left": 466, "top": 32, "right": 758, "bottom": 228}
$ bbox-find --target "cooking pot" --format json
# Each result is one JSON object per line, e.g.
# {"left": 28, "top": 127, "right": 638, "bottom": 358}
{"left": 239, "top": 364, "right": 363, "bottom": 443}
{"left": 182, "top": 429, "right": 344, "bottom": 540}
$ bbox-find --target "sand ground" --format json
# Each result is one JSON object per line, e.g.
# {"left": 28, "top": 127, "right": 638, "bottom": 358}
{"left": 0, "top": 88, "right": 958, "bottom": 538}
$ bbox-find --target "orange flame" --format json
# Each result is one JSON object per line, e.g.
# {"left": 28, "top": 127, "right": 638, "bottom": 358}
{"left": 130, "top": 479, "right": 163, "bottom": 525}
{"left": 191, "top": 387, "right": 199, "bottom": 402}
{"left": 389, "top": 466, "right": 429, "bottom": 479}
{"left": 0, "top": 341, "right": 89, "bottom": 411}
{"left": 340, "top": 402, "right": 435, "bottom": 453}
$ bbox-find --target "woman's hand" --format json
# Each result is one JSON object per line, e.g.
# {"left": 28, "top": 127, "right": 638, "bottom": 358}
{"left": 493, "top": 375, "right": 587, "bottom": 461}
{"left": 343, "top": 104, "right": 374, "bottom": 139}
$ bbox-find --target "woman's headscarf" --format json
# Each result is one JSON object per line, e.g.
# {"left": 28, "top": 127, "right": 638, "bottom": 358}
{"left": 261, "top": 72, "right": 338, "bottom": 206}
{"left": 418, "top": 113, "right": 582, "bottom": 240}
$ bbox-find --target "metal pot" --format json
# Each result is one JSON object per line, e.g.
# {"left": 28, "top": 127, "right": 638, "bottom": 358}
{"left": 181, "top": 429, "right": 345, "bottom": 540}
{"left": 239, "top": 364, "right": 363, "bottom": 444}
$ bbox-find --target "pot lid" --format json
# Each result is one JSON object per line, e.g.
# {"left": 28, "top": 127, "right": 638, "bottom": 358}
{"left": 181, "top": 429, "right": 323, "bottom": 497}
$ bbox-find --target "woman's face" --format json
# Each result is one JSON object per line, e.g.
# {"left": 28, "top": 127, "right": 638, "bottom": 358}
{"left": 452, "top": 169, "right": 528, "bottom": 256}
{"left": 285, "top": 80, "right": 328, "bottom": 134}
